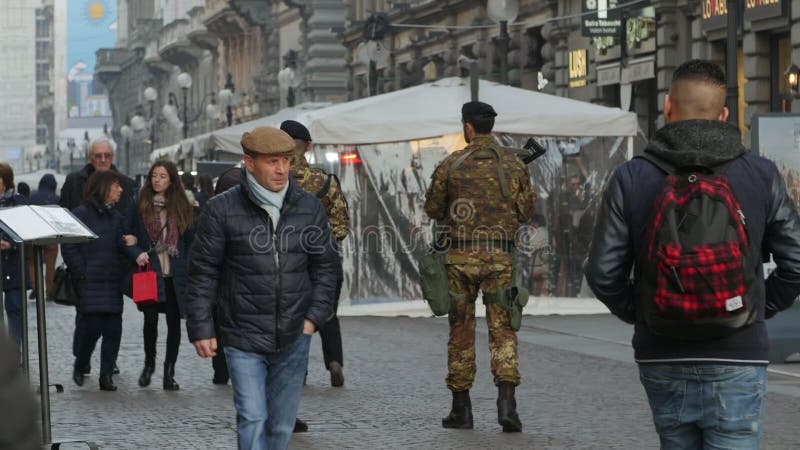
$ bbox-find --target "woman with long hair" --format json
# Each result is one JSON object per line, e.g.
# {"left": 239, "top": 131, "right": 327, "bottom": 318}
{"left": 0, "top": 163, "right": 28, "bottom": 348}
{"left": 61, "top": 170, "right": 139, "bottom": 390}
{"left": 130, "top": 161, "right": 195, "bottom": 390}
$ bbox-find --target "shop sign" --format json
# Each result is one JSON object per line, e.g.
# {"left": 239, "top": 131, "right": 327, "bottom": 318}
{"left": 701, "top": 0, "right": 728, "bottom": 32}
{"left": 745, "top": 0, "right": 784, "bottom": 22}
{"left": 569, "top": 49, "right": 588, "bottom": 88}
{"left": 581, "top": 0, "right": 622, "bottom": 37}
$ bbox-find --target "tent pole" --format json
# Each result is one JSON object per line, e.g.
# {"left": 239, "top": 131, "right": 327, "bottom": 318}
{"left": 627, "top": 136, "right": 634, "bottom": 160}
{"left": 470, "top": 62, "right": 479, "bottom": 101}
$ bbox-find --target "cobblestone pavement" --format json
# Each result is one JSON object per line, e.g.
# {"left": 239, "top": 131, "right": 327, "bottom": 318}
{"left": 16, "top": 300, "right": 800, "bottom": 449}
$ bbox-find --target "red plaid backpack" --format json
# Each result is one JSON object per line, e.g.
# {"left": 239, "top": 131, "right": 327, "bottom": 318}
{"left": 637, "top": 153, "right": 758, "bottom": 340}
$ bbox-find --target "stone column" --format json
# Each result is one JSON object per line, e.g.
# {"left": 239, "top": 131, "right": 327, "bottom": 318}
{"left": 790, "top": 0, "right": 800, "bottom": 112}
{"left": 304, "top": 0, "right": 348, "bottom": 102}
{"left": 653, "top": 0, "right": 689, "bottom": 124}
{"left": 744, "top": 31, "right": 771, "bottom": 145}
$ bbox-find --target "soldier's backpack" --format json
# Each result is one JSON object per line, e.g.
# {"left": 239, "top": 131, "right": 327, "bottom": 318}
{"left": 637, "top": 153, "right": 758, "bottom": 340}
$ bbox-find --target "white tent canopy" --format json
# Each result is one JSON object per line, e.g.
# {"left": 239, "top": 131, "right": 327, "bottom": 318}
{"left": 304, "top": 77, "right": 638, "bottom": 144}
{"left": 170, "top": 77, "right": 637, "bottom": 160}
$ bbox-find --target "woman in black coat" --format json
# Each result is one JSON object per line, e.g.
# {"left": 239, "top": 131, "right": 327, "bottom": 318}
{"left": 130, "top": 161, "right": 194, "bottom": 391}
{"left": 0, "top": 163, "right": 29, "bottom": 348}
{"left": 61, "top": 171, "right": 139, "bottom": 391}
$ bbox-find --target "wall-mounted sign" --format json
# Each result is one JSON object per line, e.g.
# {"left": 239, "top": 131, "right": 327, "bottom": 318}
{"left": 745, "top": 0, "right": 784, "bottom": 22}
{"left": 701, "top": 0, "right": 728, "bottom": 33}
{"left": 569, "top": 49, "right": 588, "bottom": 88}
{"left": 581, "top": 0, "right": 622, "bottom": 37}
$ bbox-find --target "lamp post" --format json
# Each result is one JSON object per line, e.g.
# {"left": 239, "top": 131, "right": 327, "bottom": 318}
{"left": 177, "top": 72, "right": 193, "bottom": 139}
{"left": 144, "top": 87, "right": 159, "bottom": 153}
{"left": 67, "top": 138, "right": 76, "bottom": 171}
{"left": 120, "top": 124, "right": 133, "bottom": 176}
{"left": 488, "top": 0, "right": 519, "bottom": 85}
{"left": 219, "top": 73, "right": 235, "bottom": 127}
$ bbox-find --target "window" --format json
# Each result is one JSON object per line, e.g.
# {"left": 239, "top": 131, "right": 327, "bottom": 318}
{"left": 36, "top": 16, "right": 49, "bottom": 38}
{"left": 36, "top": 125, "right": 48, "bottom": 145}
{"left": 36, "top": 63, "right": 49, "bottom": 82}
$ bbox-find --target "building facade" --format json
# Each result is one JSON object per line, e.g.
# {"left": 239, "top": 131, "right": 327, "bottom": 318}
{"left": 544, "top": 0, "right": 800, "bottom": 148}
{"left": 0, "top": 0, "right": 38, "bottom": 173}
{"left": 98, "top": 0, "right": 350, "bottom": 176}
{"left": 340, "top": 0, "right": 553, "bottom": 98}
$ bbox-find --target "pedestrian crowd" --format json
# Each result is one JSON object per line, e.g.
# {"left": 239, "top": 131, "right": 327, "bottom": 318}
{"left": 2, "top": 59, "right": 800, "bottom": 450}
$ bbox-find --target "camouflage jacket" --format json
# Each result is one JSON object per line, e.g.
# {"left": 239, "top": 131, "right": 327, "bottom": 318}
{"left": 290, "top": 153, "right": 350, "bottom": 241}
{"left": 424, "top": 136, "right": 535, "bottom": 244}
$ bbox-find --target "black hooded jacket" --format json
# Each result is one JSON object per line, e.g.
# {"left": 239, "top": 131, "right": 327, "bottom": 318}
{"left": 29, "top": 173, "right": 59, "bottom": 206}
{"left": 585, "top": 120, "right": 800, "bottom": 364}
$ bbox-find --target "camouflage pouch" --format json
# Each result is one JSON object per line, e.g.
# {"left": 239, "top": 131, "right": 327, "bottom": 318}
{"left": 506, "top": 286, "right": 529, "bottom": 331}
{"left": 484, "top": 286, "right": 529, "bottom": 331}
{"left": 419, "top": 251, "right": 450, "bottom": 316}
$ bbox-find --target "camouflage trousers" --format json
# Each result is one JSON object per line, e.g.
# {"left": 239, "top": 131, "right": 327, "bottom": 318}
{"left": 445, "top": 248, "right": 519, "bottom": 392}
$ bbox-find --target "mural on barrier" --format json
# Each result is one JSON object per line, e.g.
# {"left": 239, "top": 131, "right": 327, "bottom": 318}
{"left": 307, "top": 134, "right": 630, "bottom": 305}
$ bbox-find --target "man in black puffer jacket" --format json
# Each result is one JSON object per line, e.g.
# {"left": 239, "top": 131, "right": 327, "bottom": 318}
{"left": 585, "top": 60, "right": 800, "bottom": 449}
{"left": 187, "top": 127, "right": 337, "bottom": 450}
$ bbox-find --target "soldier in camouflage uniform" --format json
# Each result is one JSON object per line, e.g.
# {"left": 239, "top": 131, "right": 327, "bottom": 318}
{"left": 424, "top": 102, "right": 535, "bottom": 432}
{"left": 280, "top": 120, "right": 350, "bottom": 389}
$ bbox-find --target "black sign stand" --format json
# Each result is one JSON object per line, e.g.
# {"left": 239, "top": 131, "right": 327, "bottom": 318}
{"left": 0, "top": 206, "right": 98, "bottom": 449}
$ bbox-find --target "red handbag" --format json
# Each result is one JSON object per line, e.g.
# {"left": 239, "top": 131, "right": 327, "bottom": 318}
{"left": 132, "top": 262, "right": 158, "bottom": 304}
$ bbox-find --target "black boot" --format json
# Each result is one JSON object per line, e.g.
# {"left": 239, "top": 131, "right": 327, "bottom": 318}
{"left": 497, "top": 381, "right": 522, "bottom": 432}
{"left": 293, "top": 418, "right": 308, "bottom": 433}
{"left": 81, "top": 363, "right": 91, "bottom": 375}
{"left": 72, "top": 368, "right": 84, "bottom": 387}
{"left": 163, "top": 362, "right": 180, "bottom": 391}
{"left": 99, "top": 374, "right": 117, "bottom": 391}
{"left": 442, "top": 390, "right": 473, "bottom": 429}
{"left": 138, "top": 363, "right": 155, "bottom": 388}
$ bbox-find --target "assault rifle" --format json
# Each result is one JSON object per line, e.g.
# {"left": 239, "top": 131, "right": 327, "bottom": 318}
{"left": 505, "top": 138, "right": 547, "bottom": 164}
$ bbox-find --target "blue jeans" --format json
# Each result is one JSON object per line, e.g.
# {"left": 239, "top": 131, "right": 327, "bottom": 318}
{"left": 3, "top": 290, "right": 22, "bottom": 346}
{"left": 225, "top": 334, "right": 312, "bottom": 450}
{"left": 639, "top": 364, "right": 767, "bottom": 450}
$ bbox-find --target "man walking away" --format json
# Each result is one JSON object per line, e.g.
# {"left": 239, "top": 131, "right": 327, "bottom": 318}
{"left": 585, "top": 59, "right": 800, "bottom": 449}
{"left": 187, "top": 127, "right": 337, "bottom": 450}
{"left": 280, "top": 119, "right": 350, "bottom": 388}
{"left": 424, "top": 101, "right": 535, "bottom": 432}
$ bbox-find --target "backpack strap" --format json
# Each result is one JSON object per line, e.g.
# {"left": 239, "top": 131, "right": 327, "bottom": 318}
{"left": 316, "top": 173, "right": 333, "bottom": 199}
{"left": 448, "top": 146, "right": 510, "bottom": 198}
{"left": 634, "top": 153, "right": 677, "bottom": 176}
{"left": 636, "top": 152, "right": 742, "bottom": 176}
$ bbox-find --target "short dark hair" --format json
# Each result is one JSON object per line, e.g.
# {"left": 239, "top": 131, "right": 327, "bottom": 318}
{"left": 84, "top": 170, "right": 121, "bottom": 205}
{"left": 672, "top": 59, "right": 726, "bottom": 87}
{"left": 467, "top": 117, "right": 495, "bottom": 134}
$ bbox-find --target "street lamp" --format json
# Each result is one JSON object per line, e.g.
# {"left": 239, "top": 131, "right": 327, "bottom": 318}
{"left": 219, "top": 73, "right": 235, "bottom": 127}
{"left": 144, "top": 87, "right": 159, "bottom": 153}
{"left": 177, "top": 72, "right": 193, "bottom": 139}
{"left": 488, "top": 0, "right": 519, "bottom": 85}
{"left": 120, "top": 124, "right": 133, "bottom": 176}
{"left": 66, "top": 137, "right": 76, "bottom": 171}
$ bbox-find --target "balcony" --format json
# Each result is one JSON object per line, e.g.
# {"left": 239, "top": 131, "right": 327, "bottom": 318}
{"left": 186, "top": 6, "right": 218, "bottom": 51}
{"left": 144, "top": 40, "right": 173, "bottom": 74}
{"left": 204, "top": 2, "right": 249, "bottom": 36}
{"left": 95, "top": 48, "right": 134, "bottom": 85}
{"left": 158, "top": 18, "right": 204, "bottom": 67}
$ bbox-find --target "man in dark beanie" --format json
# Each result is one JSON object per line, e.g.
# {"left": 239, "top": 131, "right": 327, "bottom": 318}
{"left": 424, "top": 101, "right": 535, "bottom": 432}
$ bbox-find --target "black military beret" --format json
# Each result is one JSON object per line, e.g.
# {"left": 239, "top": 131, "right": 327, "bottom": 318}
{"left": 461, "top": 101, "right": 497, "bottom": 122}
{"left": 280, "top": 120, "right": 312, "bottom": 142}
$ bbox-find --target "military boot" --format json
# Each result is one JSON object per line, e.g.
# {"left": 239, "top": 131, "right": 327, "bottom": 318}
{"left": 442, "top": 390, "right": 473, "bottom": 429}
{"left": 497, "top": 381, "right": 522, "bottom": 432}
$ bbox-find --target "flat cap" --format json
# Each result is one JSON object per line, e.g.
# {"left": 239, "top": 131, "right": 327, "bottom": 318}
{"left": 461, "top": 101, "right": 497, "bottom": 122}
{"left": 241, "top": 127, "right": 296, "bottom": 156}
{"left": 280, "top": 120, "right": 312, "bottom": 142}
